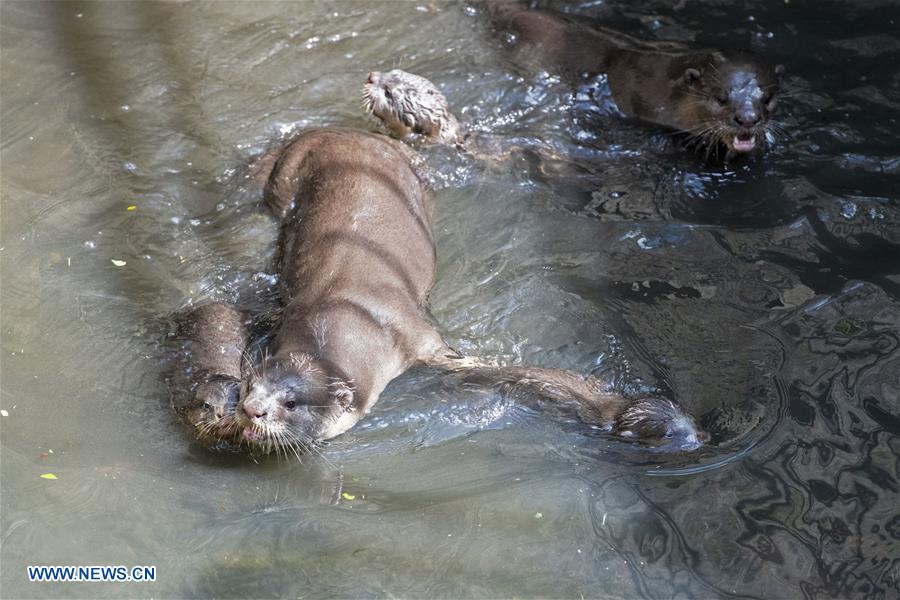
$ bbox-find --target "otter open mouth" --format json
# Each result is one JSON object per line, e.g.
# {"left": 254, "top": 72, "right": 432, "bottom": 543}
{"left": 242, "top": 426, "right": 263, "bottom": 442}
{"left": 732, "top": 132, "right": 757, "bottom": 153}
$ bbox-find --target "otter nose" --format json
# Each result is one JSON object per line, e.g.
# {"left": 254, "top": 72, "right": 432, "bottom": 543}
{"left": 735, "top": 113, "right": 760, "bottom": 127}
{"left": 242, "top": 403, "right": 267, "bottom": 420}
{"left": 366, "top": 71, "right": 376, "bottom": 85}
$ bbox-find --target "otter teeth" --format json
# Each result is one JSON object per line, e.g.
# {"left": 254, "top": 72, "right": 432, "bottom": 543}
{"left": 732, "top": 134, "right": 756, "bottom": 152}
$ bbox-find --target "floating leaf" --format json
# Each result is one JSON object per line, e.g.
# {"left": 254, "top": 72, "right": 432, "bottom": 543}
{"left": 0, "top": 409, "right": 8, "bottom": 417}
{"left": 111, "top": 259, "right": 127, "bottom": 267}
{"left": 40, "top": 473, "right": 58, "bottom": 480}
{"left": 341, "top": 492, "right": 356, "bottom": 500}
{"left": 126, "top": 205, "right": 137, "bottom": 211}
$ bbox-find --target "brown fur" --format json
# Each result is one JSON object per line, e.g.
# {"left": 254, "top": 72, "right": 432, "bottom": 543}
{"left": 176, "top": 302, "right": 249, "bottom": 440}
{"left": 486, "top": 0, "right": 784, "bottom": 155}
{"left": 235, "top": 128, "right": 449, "bottom": 451}
{"left": 221, "top": 127, "right": 702, "bottom": 453}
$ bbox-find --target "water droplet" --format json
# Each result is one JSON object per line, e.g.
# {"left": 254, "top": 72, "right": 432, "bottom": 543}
{"left": 840, "top": 201, "right": 857, "bottom": 219}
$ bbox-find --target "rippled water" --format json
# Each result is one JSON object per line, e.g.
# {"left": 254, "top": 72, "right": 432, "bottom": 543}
{"left": 2, "top": 1, "right": 898, "bottom": 598}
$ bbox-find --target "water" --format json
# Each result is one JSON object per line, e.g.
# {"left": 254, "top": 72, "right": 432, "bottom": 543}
{"left": 1, "top": 1, "right": 898, "bottom": 598}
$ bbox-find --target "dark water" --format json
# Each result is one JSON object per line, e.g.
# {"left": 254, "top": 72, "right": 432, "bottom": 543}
{"left": 1, "top": 1, "right": 898, "bottom": 598}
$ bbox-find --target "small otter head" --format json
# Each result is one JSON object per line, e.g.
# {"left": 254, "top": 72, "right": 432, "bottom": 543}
{"left": 614, "top": 398, "right": 707, "bottom": 452}
{"left": 235, "top": 353, "right": 357, "bottom": 454}
{"left": 186, "top": 376, "right": 242, "bottom": 442}
{"left": 363, "top": 69, "right": 462, "bottom": 145}
{"left": 680, "top": 52, "right": 784, "bottom": 155}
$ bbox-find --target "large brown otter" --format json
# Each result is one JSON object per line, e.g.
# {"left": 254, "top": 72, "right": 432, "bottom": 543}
{"left": 230, "top": 127, "right": 703, "bottom": 454}
{"left": 484, "top": 0, "right": 784, "bottom": 158}
{"left": 174, "top": 302, "right": 249, "bottom": 441}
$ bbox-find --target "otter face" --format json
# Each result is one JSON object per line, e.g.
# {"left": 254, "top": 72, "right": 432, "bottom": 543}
{"left": 235, "top": 355, "right": 357, "bottom": 454}
{"left": 614, "top": 398, "right": 707, "bottom": 452}
{"left": 681, "top": 57, "right": 784, "bottom": 155}
{"left": 363, "top": 69, "right": 459, "bottom": 143}
{"left": 186, "top": 377, "right": 241, "bottom": 442}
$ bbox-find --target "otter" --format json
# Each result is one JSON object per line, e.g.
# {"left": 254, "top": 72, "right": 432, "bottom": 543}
{"left": 363, "top": 68, "right": 553, "bottom": 164}
{"left": 174, "top": 302, "right": 249, "bottom": 441}
{"left": 229, "top": 127, "right": 703, "bottom": 454}
{"left": 484, "top": 0, "right": 785, "bottom": 158}
{"left": 363, "top": 70, "right": 464, "bottom": 146}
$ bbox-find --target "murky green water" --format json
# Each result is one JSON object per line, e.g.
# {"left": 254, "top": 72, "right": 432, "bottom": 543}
{"left": 2, "top": 1, "right": 898, "bottom": 598}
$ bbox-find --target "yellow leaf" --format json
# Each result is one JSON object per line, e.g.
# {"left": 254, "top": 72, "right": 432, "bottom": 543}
{"left": 341, "top": 492, "right": 355, "bottom": 500}
{"left": 40, "top": 473, "right": 58, "bottom": 480}
{"left": 111, "top": 259, "right": 127, "bottom": 267}
{"left": 126, "top": 205, "right": 137, "bottom": 211}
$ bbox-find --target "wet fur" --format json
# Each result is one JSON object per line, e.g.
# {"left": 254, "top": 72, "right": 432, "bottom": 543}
{"left": 199, "top": 128, "right": 703, "bottom": 454}
{"left": 485, "top": 0, "right": 784, "bottom": 157}
{"left": 175, "top": 302, "right": 249, "bottom": 441}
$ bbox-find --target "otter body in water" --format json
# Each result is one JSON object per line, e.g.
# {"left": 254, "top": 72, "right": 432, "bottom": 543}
{"left": 238, "top": 128, "right": 449, "bottom": 450}
{"left": 232, "top": 127, "right": 703, "bottom": 453}
{"left": 175, "top": 302, "right": 249, "bottom": 441}
{"left": 485, "top": 0, "right": 784, "bottom": 157}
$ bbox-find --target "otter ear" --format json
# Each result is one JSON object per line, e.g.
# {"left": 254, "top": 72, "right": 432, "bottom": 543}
{"left": 775, "top": 64, "right": 785, "bottom": 81}
{"left": 331, "top": 382, "right": 354, "bottom": 412}
{"left": 683, "top": 68, "right": 702, "bottom": 86}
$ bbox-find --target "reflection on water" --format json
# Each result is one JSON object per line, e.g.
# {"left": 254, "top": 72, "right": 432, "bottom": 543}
{"left": 1, "top": 1, "right": 898, "bottom": 598}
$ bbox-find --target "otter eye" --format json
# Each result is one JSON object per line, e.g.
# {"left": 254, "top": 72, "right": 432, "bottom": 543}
{"left": 284, "top": 400, "right": 298, "bottom": 410}
{"left": 202, "top": 402, "right": 212, "bottom": 410}
{"left": 383, "top": 88, "right": 392, "bottom": 100}
{"left": 715, "top": 94, "right": 728, "bottom": 106}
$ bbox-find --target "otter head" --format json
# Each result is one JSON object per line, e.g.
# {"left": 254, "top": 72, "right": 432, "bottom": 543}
{"left": 614, "top": 398, "right": 708, "bottom": 452}
{"left": 680, "top": 52, "right": 784, "bottom": 155}
{"left": 363, "top": 69, "right": 461, "bottom": 144}
{"left": 235, "top": 353, "right": 358, "bottom": 454}
{"left": 186, "top": 376, "right": 241, "bottom": 442}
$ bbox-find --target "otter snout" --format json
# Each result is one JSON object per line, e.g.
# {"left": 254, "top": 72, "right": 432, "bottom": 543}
{"left": 241, "top": 400, "right": 267, "bottom": 420}
{"left": 734, "top": 112, "right": 760, "bottom": 128}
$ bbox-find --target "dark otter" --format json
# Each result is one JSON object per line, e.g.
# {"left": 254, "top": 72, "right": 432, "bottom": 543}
{"left": 175, "top": 302, "right": 249, "bottom": 441}
{"left": 485, "top": 0, "right": 784, "bottom": 157}
{"left": 234, "top": 127, "right": 702, "bottom": 453}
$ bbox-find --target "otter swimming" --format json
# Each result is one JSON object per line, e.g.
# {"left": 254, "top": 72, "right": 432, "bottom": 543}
{"left": 363, "top": 68, "right": 553, "bottom": 165}
{"left": 209, "top": 126, "right": 704, "bottom": 454}
{"left": 363, "top": 69, "right": 464, "bottom": 146}
{"left": 174, "top": 302, "right": 249, "bottom": 442}
{"left": 484, "top": 0, "right": 785, "bottom": 158}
